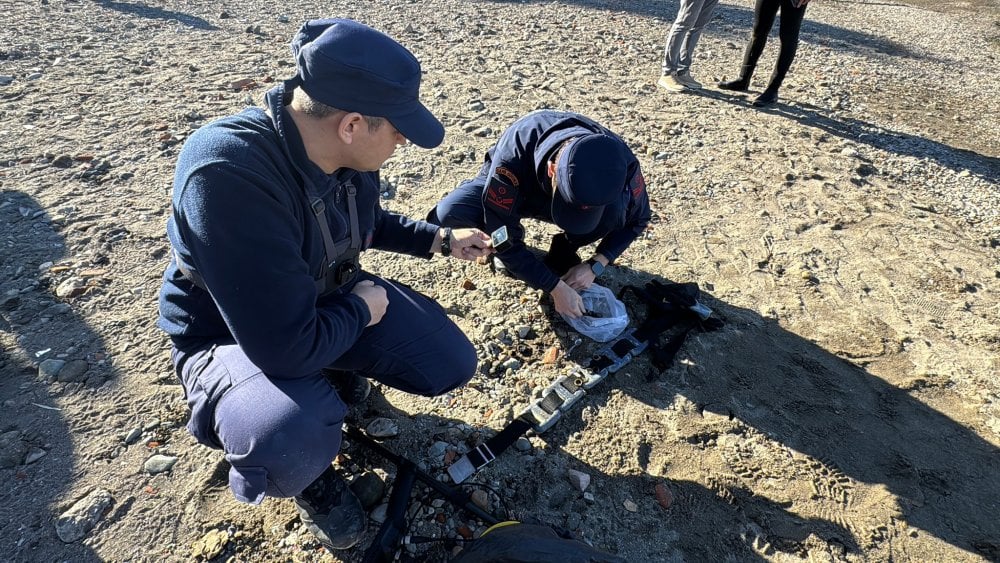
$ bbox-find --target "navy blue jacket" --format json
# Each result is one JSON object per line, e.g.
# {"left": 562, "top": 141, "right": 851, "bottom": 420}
{"left": 158, "top": 86, "right": 439, "bottom": 379}
{"left": 479, "top": 110, "right": 651, "bottom": 291}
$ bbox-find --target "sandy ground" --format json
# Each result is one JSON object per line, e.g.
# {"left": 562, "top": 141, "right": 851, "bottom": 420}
{"left": 1, "top": 0, "right": 999, "bottom": 561}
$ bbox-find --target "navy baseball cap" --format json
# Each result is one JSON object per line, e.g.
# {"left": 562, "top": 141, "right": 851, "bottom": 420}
{"left": 551, "top": 134, "right": 629, "bottom": 235}
{"left": 290, "top": 18, "right": 444, "bottom": 148}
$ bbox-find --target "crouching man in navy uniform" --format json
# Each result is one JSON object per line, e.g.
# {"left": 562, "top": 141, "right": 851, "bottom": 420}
{"left": 157, "top": 19, "right": 492, "bottom": 551}
{"left": 428, "top": 110, "right": 651, "bottom": 318}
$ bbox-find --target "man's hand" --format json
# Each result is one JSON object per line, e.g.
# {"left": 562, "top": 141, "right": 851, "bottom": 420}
{"left": 561, "top": 263, "right": 596, "bottom": 291}
{"left": 551, "top": 280, "right": 585, "bottom": 318}
{"left": 561, "top": 254, "right": 608, "bottom": 291}
{"left": 449, "top": 228, "right": 494, "bottom": 261}
{"left": 351, "top": 280, "right": 388, "bottom": 326}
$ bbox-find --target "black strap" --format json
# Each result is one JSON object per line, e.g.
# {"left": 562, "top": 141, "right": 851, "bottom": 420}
{"left": 449, "top": 280, "right": 722, "bottom": 483}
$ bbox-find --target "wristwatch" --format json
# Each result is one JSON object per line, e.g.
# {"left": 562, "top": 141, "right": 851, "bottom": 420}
{"left": 586, "top": 258, "right": 604, "bottom": 277}
{"left": 440, "top": 227, "right": 452, "bottom": 257}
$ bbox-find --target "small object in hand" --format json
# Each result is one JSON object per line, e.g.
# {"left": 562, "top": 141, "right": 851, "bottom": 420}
{"left": 490, "top": 225, "right": 513, "bottom": 252}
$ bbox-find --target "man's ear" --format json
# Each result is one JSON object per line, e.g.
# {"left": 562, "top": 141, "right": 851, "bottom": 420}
{"left": 336, "top": 112, "right": 366, "bottom": 144}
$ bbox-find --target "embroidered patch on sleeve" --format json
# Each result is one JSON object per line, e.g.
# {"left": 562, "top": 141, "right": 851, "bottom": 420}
{"left": 630, "top": 171, "right": 646, "bottom": 199}
{"left": 485, "top": 173, "right": 518, "bottom": 214}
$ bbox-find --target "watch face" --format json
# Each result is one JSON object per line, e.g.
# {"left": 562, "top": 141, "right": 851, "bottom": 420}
{"left": 490, "top": 225, "right": 512, "bottom": 252}
{"left": 589, "top": 260, "right": 604, "bottom": 276}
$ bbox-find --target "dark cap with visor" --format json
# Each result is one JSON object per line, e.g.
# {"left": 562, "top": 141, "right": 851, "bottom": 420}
{"left": 551, "top": 134, "right": 629, "bottom": 235}
{"left": 289, "top": 18, "right": 444, "bottom": 148}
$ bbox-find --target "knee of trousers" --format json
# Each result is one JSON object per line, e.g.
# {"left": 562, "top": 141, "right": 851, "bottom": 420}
{"left": 215, "top": 378, "right": 347, "bottom": 501}
{"left": 416, "top": 337, "right": 478, "bottom": 397}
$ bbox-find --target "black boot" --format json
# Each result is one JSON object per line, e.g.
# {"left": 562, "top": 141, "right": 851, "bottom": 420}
{"left": 294, "top": 465, "right": 367, "bottom": 550}
{"left": 752, "top": 89, "right": 779, "bottom": 107}
{"left": 323, "top": 369, "right": 372, "bottom": 406}
{"left": 717, "top": 65, "right": 753, "bottom": 91}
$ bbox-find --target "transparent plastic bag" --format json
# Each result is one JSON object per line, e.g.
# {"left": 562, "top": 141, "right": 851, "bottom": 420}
{"left": 560, "top": 283, "right": 629, "bottom": 342}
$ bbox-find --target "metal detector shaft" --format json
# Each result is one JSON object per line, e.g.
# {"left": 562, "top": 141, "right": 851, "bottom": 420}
{"left": 346, "top": 427, "right": 501, "bottom": 563}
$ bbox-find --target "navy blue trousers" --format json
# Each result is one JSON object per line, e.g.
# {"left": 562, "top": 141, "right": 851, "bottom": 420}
{"left": 171, "top": 272, "right": 476, "bottom": 504}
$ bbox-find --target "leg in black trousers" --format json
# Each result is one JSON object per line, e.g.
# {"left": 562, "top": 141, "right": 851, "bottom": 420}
{"left": 719, "top": 0, "right": 807, "bottom": 106}
{"left": 718, "top": 0, "right": 780, "bottom": 91}
{"left": 754, "top": 0, "right": 808, "bottom": 106}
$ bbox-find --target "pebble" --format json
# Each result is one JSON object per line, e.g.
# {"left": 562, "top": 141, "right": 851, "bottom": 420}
{"left": 567, "top": 469, "right": 591, "bottom": 492}
{"left": 470, "top": 489, "right": 490, "bottom": 511}
{"left": 144, "top": 454, "right": 178, "bottom": 474}
{"left": 24, "top": 447, "right": 47, "bottom": 464}
{"left": 0, "top": 75, "right": 14, "bottom": 86}
{"left": 190, "top": 529, "right": 229, "bottom": 559}
{"left": 56, "top": 359, "right": 89, "bottom": 382}
{"left": 124, "top": 427, "right": 143, "bottom": 445}
{"left": 38, "top": 359, "right": 66, "bottom": 379}
{"left": 366, "top": 417, "right": 400, "bottom": 438}
{"left": 54, "top": 489, "right": 114, "bottom": 543}
{"left": 654, "top": 483, "right": 674, "bottom": 509}
{"left": 514, "top": 437, "right": 532, "bottom": 452}
{"left": 623, "top": 499, "right": 638, "bottom": 513}
{"left": 428, "top": 441, "right": 450, "bottom": 459}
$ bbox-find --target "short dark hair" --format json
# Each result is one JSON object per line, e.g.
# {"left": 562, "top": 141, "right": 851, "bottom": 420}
{"left": 295, "top": 88, "right": 385, "bottom": 131}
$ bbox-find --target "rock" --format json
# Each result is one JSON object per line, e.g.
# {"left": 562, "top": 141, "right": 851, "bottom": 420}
{"left": 38, "top": 359, "right": 67, "bottom": 379}
{"left": 0, "top": 75, "right": 14, "bottom": 86}
{"left": 365, "top": 417, "right": 399, "bottom": 438}
{"left": 124, "top": 427, "right": 143, "bottom": 445}
{"left": 462, "top": 278, "right": 477, "bottom": 291}
{"left": 56, "top": 359, "right": 89, "bottom": 382}
{"left": 654, "top": 483, "right": 673, "bottom": 509}
{"left": 514, "top": 437, "right": 532, "bottom": 452}
{"left": 623, "top": 499, "right": 638, "bottom": 513}
{"left": 516, "top": 325, "right": 532, "bottom": 339}
{"left": 229, "top": 78, "right": 257, "bottom": 91}
{"left": 428, "top": 441, "right": 450, "bottom": 459}
{"left": 470, "top": 489, "right": 490, "bottom": 511}
{"left": 144, "top": 454, "right": 178, "bottom": 474}
{"left": 567, "top": 469, "right": 591, "bottom": 492}
{"left": 54, "top": 489, "right": 114, "bottom": 543}
{"left": 350, "top": 471, "right": 386, "bottom": 509}
{"left": 24, "top": 447, "right": 47, "bottom": 464}
{"left": 542, "top": 346, "right": 560, "bottom": 364}
{"left": 51, "top": 154, "right": 74, "bottom": 168}
{"left": 191, "top": 529, "right": 229, "bottom": 559}
{"left": 55, "top": 278, "right": 86, "bottom": 298}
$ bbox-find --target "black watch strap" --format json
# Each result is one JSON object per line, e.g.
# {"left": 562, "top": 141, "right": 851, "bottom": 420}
{"left": 440, "top": 227, "right": 453, "bottom": 257}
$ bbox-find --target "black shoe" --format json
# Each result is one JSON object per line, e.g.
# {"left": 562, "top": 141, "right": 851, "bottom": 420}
{"left": 323, "top": 369, "right": 372, "bottom": 406}
{"left": 717, "top": 78, "right": 750, "bottom": 91}
{"left": 294, "top": 465, "right": 367, "bottom": 550}
{"left": 752, "top": 90, "right": 779, "bottom": 107}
